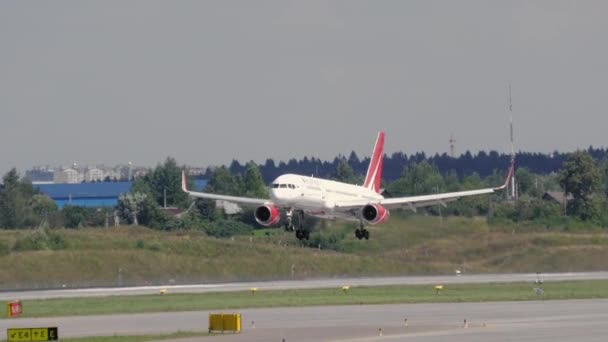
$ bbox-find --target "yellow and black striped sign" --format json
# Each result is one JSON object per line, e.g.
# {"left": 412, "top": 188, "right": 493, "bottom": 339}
{"left": 7, "top": 327, "right": 58, "bottom": 341}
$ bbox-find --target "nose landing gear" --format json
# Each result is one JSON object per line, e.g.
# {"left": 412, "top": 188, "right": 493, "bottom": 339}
{"left": 284, "top": 208, "right": 295, "bottom": 231}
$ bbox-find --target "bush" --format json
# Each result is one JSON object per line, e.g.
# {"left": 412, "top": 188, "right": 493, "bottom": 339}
{"left": 0, "top": 240, "right": 10, "bottom": 256}
{"left": 204, "top": 219, "right": 253, "bottom": 238}
{"left": 146, "top": 241, "right": 162, "bottom": 251}
{"left": 12, "top": 229, "right": 68, "bottom": 251}
{"left": 47, "top": 231, "right": 68, "bottom": 249}
{"left": 62, "top": 206, "right": 88, "bottom": 228}
{"left": 302, "top": 231, "right": 345, "bottom": 251}
{"left": 446, "top": 196, "right": 490, "bottom": 217}
{"left": 159, "top": 217, "right": 184, "bottom": 231}
{"left": 13, "top": 232, "right": 48, "bottom": 251}
{"left": 490, "top": 199, "right": 561, "bottom": 224}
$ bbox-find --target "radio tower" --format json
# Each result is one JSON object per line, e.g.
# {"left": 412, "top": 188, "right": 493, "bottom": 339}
{"left": 508, "top": 84, "right": 517, "bottom": 200}
{"left": 449, "top": 134, "right": 456, "bottom": 158}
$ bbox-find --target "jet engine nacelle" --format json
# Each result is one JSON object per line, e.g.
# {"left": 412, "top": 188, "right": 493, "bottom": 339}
{"left": 361, "top": 204, "right": 390, "bottom": 225}
{"left": 254, "top": 203, "right": 281, "bottom": 226}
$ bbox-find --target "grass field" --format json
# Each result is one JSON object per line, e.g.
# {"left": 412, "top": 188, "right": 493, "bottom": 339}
{"left": 2, "top": 280, "right": 608, "bottom": 319}
{"left": 1, "top": 215, "right": 608, "bottom": 290}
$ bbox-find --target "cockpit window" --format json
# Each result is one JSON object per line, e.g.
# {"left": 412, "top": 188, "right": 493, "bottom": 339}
{"left": 273, "top": 183, "right": 297, "bottom": 189}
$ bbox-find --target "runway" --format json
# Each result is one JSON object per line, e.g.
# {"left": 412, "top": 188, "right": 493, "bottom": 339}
{"left": 3, "top": 273, "right": 608, "bottom": 341}
{"left": 2, "top": 271, "right": 608, "bottom": 301}
{"left": 2, "top": 299, "right": 608, "bottom": 341}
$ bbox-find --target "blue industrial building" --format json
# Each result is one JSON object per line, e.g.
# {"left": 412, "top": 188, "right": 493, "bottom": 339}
{"left": 34, "top": 182, "right": 132, "bottom": 208}
{"left": 34, "top": 180, "right": 207, "bottom": 208}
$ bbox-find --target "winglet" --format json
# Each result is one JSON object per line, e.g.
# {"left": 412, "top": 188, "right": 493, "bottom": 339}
{"left": 181, "top": 170, "right": 188, "bottom": 193}
{"left": 494, "top": 158, "right": 515, "bottom": 190}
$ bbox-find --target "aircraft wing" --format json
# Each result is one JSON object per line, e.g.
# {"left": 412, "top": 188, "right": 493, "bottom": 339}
{"left": 334, "top": 159, "right": 514, "bottom": 211}
{"left": 181, "top": 171, "right": 268, "bottom": 206}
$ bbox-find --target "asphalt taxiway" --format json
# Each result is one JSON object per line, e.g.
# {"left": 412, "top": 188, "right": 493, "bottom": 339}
{"left": 2, "top": 299, "right": 608, "bottom": 341}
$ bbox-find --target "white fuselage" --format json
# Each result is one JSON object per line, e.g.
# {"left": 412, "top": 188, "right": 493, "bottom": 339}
{"left": 268, "top": 174, "right": 383, "bottom": 220}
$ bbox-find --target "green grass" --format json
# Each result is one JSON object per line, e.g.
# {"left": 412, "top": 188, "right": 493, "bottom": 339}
{"left": 2, "top": 216, "right": 608, "bottom": 290}
{"left": 3, "top": 280, "right": 608, "bottom": 319}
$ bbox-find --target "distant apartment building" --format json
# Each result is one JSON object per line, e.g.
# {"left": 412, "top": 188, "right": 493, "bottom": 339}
{"left": 187, "top": 167, "right": 206, "bottom": 176}
{"left": 103, "top": 169, "right": 121, "bottom": 181}
{"left": 25, "top": 166, "right": 55, "bottom": 183}
{"left": 84, "top": 168, "right": 104, "bottom": 182}
{"left": 132, "top": 167, "right": 149, "bottom": 178}
{"left": 26, "top": 162, "right": 188, "bottom": 184}
{"left": 53, "top": 168, "right": 79, "bottom": 184}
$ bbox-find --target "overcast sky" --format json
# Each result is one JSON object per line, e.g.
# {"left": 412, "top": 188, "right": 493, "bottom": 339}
{"left": 1, "top": 1, "right": 607, "bottom": 174}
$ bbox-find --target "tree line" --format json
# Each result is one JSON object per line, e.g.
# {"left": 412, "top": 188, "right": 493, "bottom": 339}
{"left": 211, "top": 147, "right": 607, "bottom": 184}
{"left": 2, "top": 150, "right": 608, "bottom": 236}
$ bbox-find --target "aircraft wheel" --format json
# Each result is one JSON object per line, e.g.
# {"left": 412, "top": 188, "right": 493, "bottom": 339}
{"left": 363, "top": 229, "right": 370, "bottom": 240}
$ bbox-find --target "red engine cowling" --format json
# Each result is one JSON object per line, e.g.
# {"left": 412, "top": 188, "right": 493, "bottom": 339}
{"left": 361, "top": 204, "right": 390, "bottom": 225}
{"left": 254, "top": 204, "right": 281, "bottom": 226}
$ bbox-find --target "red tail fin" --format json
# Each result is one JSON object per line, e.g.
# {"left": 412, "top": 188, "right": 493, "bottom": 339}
{"left": 363, "top": 131, "right": 385, "bottom": 193}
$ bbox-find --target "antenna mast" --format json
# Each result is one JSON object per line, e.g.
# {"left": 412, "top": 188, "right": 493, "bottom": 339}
{"left": 508, "top": 84, "right": 517, "bottom": 200}
{"left": 449, "top": 133, "right": 456, "bottom": 158}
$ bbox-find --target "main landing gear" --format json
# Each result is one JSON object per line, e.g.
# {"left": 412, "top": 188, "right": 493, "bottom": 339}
{"left": 295, "top": 229, "right": 310, "bottom": 240}
{"left": 285, "top": 208, "right": 309, "bottom": 241}
{"left": 355, "top": 228, "right": 369, "bottom": 240}
{"left": 355, "top": 221, "right": 369, "bottom": 240}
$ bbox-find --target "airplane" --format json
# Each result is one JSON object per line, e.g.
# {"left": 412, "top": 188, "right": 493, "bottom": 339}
{"left": 182, "top": 131, "right": 514, "bottom": 240}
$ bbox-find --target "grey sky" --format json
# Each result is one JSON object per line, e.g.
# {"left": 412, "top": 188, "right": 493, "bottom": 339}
{"left": 1, "top": 1, "right": 607, "bottom": 174}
